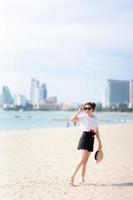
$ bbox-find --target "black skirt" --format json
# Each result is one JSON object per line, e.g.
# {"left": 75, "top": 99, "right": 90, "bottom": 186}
{"left": 77, "top": 131, "right": 96, "bottom": 152}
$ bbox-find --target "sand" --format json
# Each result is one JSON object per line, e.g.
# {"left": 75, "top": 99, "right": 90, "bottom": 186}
{"left": 0, "top": 123, "right": 133, "bottom": 200}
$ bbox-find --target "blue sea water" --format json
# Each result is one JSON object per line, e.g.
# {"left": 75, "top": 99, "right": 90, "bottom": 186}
{"left": 0, "top": 110, "right": 133, "bottom": 131}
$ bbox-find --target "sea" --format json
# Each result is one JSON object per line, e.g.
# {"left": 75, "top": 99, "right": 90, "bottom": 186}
{"left": 0, "top": 110, "right": 133, "bottom": 131}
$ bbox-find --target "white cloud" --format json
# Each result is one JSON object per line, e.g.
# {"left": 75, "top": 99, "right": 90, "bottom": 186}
{"left": 0, "top": 0, "right": 133, "bottom": 102}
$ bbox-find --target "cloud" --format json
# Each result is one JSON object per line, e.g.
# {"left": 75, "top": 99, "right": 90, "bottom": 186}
{"left": 0, "top": 0, "right": 133, "bottom": 102}
{"left": 0, "top": 0, "right": 133, "bottom": 52}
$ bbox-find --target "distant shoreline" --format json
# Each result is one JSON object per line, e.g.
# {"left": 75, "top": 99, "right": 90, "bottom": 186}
{"left": 0, "top": 109, "right": 133, "bottom": 114}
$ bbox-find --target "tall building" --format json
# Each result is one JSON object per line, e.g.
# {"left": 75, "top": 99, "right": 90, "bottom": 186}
{"left": 0, "top": 94, "right": 3, "bottom": 105}
{"left": 30, "top": 78, "right": 40, "bottom": 108}
{"left": 2, "top": 86, "right": 14, "bottom": 105}
{"left": 40, "top": 83, "right": 47, "bottom": 100}
{"left": 129, "top": 80, "right": 133, "bottom": 108}
{"left": 106, "top": 79, "right": 130, "bottom": 107}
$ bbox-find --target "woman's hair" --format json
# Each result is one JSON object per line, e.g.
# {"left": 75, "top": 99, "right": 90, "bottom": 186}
{"left": 84, "top": 102, "right": 96, "bottom": 111}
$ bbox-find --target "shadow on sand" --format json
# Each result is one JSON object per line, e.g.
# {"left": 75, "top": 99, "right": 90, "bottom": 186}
{"left": 82, "top": 182, "right": 133, "bottom": 187}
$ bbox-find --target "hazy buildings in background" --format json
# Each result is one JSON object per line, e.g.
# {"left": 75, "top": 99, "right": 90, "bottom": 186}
{"left": 0, "top": 77, "right": 58, "bottom": 110}
{"left": 30, "top": 78, "right": 40, "bottom": 109}
{"left": 39, "top": 96, "right": 58, "bottom": 111}
{"left": 1, "top": 86, "right": 14, "bottom": 107}
{"left": 40, "top": 83, "right": 47, "bottom": 101}
{"left": 129, "top": 80, "right": 133, "bottom": 108}
{"left": 30, "top": 78, "right": 58, "bottom": 110}
{"left": 45, "top": 96, "right": 57, "bottom": 104}
{"left": 105, "top": 79, "right": 131, "bottom": 108}
{"left": 1, "top": 78, "right": 133, "bottom": 111}
{"left": 14, "top": 95, "right": 27, "bottom": 107}
{"left": 61, "top": 102, "right": 79, "bottom": 111}
{"left": 30, "top": 78, "right": 48, "bottom": 106}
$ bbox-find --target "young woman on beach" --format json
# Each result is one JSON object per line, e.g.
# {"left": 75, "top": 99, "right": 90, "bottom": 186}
{"left": 69, "top": 102, "right": 102, "bottom": 186}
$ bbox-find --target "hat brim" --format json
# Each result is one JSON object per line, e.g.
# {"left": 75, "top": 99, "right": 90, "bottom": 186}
{"left": 94, "top": 149, "right": 104, "bottom": 164}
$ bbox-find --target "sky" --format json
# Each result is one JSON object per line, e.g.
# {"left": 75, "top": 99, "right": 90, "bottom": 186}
{"left": 0, "top": 0, "right": 133, "bottom": 103}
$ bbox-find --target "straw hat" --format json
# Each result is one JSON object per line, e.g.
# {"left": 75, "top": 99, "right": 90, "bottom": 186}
{"left": 94, "top": 148, "right": 104, "bottom": 164}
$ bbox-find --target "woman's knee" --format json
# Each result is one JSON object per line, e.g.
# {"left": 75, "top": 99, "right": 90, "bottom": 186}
{"left": 83, "top": 160, "right": 88, "bottom": 165}
{"left": 82, "top": 156, "right": 89, "bottom": 164}
{"left": 80, "top": 159, "right": 87, "bottom": 165}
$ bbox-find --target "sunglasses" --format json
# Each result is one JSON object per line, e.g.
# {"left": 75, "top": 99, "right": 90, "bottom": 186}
{"left": 84, "top": 107, "right": 92, "bottom": 110}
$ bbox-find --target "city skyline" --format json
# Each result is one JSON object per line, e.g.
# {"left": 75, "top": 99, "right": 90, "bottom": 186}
{"left": 1, "top": 78, "right": 133, "bottom": 106}
{"left": 0, "top": 0, "right": 133, "bottom": 103}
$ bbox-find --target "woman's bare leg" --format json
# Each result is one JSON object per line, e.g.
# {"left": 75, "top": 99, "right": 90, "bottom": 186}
{"left": 70, "top": 150, "right": 90, "bottom": 185}
{"left": 81, "top": 150, "right": 91, "bottom": 182}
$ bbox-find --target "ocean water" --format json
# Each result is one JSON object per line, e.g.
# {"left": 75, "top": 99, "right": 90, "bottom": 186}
{"left": 0, "top": 110, "right": 133, "bottom": 131}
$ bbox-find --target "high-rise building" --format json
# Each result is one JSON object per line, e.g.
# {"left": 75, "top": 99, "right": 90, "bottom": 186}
{"left": 30, "top": 78, "right": 40, "bottom": 108}
{"left": 2, "top": 86, "right": 14, "bottom": 105}
{"left": 106, "top": 79, "right": 130, "bottom": 107}
{"left": 129, "top": 80, "right": 133, "bottom": 108}
{"left": 0, "top": 94, "right": 3, "bottom": 105}
{"left": 40, "top": 83, "right": 47, "bottom": 100}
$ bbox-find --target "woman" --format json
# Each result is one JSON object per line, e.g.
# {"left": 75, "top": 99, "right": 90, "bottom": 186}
{"left": 69, "top": 102, "right": 102, "bottom": 186}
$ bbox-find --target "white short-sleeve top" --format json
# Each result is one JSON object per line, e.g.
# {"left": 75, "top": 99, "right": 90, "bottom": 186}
{"left": 78, "top": 112, "right": 98, "bottom": 132}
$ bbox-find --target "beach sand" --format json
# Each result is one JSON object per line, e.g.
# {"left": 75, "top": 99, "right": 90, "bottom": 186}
{"left": 0, "top": 123, "right": 133, "bottom": 200}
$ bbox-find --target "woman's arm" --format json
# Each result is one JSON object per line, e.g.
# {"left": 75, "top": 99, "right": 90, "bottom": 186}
{"left": 96, "top": 127, "right": 102, "bottom": 149}
{"left": 69, "top": 107, "right": 83, "bottom": 122}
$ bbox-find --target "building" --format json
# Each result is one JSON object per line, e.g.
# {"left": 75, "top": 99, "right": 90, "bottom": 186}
{"left": 14, "top": 95, "right": 27, "bottom": 106}
{"left": 39, "top": 103, "right": 59, "bottom": 110}
{"left": 39, "top": 96, "right": 58, "bottom": 110}
{"left": 129, "top": 80, "right": 133, "bottom": 108}
{"left": 40, "top": 83, "right": 47, "bottom": 101}
{"left": 30, "top": 78, "right": 40, "bottom": 109}
{"left": 0, "top": 94, "right": 3, "bottom": 106}
{"left": 61, "top": 102, "right": 79, "bottom": 110}
{"left": 2, "top": 86, "right": 14, "bottom": 106}
{"left": 45, "top": 96, "right": 57, "bottom": 104}
{"left": 106, "top": 79, "right": 130, "bottom": 107}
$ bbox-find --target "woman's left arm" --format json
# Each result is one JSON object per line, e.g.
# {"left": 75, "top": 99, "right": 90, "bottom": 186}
{"left": 96, "top": 127, "right": 102, "bottom": 149}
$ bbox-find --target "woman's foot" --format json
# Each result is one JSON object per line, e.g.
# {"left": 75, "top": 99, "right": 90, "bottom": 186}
{"left": 69, "top": 176, "right": 75, "bottom": 186}
{"left": 81, "top": 180, "right": 85, "bottom": 183}
{"left": 79, "top": 178, "right": 86, "bottom": 184}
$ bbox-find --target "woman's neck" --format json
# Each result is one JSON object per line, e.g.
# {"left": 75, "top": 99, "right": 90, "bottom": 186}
{"left": 87, "top": 113, "right": 94, "bottom": 118}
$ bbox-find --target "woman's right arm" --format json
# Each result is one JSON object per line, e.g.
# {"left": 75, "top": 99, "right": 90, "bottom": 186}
{"left": 69, "top": 107, "right": 84, "bottom": 122}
